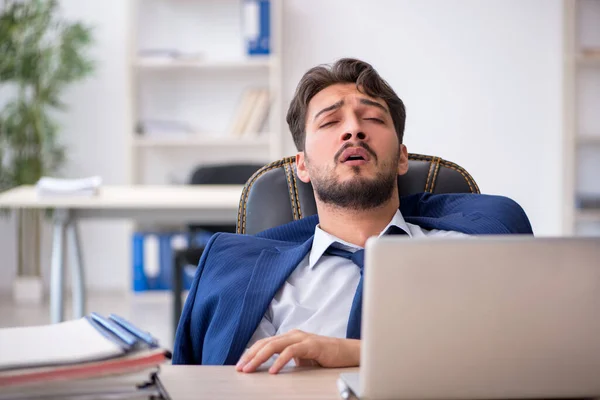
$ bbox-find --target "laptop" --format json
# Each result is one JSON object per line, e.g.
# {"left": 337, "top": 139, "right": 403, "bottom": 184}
{"left": 339, "top": 236, "right": 600, "bottom": 399}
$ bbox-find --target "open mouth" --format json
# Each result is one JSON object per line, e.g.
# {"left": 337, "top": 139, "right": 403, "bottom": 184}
{"left": 346, "top": 155, "right": 365, "bottom": 161}
{"left": 340, "top": 147, "right": 371, "bottom": 165}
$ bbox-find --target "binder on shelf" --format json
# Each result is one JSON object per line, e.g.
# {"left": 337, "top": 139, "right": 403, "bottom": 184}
{"left": 0, "top": 314, "right": 169, "bottom": 393}
{"left": 243, "top": 0, "right": 270, "bottom": 56}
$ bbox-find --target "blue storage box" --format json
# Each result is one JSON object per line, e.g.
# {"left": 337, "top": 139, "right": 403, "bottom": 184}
{"left": 131, "top": 231, "right": 213, "bottom": 292}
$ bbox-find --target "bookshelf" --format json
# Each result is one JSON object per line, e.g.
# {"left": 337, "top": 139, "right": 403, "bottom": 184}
{"left": 130, "top": 0, "right": 283, "bottom": 185}
{"left": 563, "top": 0, "right": 600, "bottom": 235}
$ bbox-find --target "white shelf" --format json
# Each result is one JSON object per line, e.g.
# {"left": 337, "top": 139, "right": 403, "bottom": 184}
{"left": 576, "top": 210, "right": 600, "bottom": 222}
{"left": 134, "top": 57, "right": 273, "bottom": 70}
{"left": 130, "top": 0, "right": 283, "bottom": 185}
{"left": 133, "top": 135, "right": 270, "bottom": 148}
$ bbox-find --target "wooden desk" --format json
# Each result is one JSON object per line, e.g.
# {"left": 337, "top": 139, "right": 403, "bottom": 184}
{"left": 156, "top": 366, "right": 359, "bottom": 400}
{"left": 0, "top": 185, "right": 244, "bottom": 324}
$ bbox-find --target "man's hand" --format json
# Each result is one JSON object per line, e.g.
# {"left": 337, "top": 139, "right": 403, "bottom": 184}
{"left": 235, "top": 329, "right": 360, "bottom": 374}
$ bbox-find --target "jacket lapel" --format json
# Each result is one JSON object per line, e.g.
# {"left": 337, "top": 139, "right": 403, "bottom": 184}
{"left": 223, "top": 236, "right": 314, "bottom": 365}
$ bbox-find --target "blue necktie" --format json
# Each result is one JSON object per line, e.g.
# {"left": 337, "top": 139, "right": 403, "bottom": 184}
{"left": 325, "top": 225, "right": 407, "bottom": 339}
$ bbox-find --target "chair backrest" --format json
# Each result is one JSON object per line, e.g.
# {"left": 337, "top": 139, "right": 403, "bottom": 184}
{"left": 188, "top": 163, "right": 263, "bottom": 233}
{"left": 190, "top": 163, "right": 264, "bottom": 186}
{"left": 236, "top": 154, "right": 480, "bottom": 235}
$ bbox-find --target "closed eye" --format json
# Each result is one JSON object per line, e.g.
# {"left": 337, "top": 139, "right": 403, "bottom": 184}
{"left": 365, "top": 118, "right": 384, "bottom": 124}
{"left": 319, "top": 121, "right": 338, "bottom": 128}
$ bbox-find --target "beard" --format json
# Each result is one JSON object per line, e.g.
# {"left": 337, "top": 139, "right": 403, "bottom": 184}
{"left": 309, "top": 157, "right": 399, "bottom": 211}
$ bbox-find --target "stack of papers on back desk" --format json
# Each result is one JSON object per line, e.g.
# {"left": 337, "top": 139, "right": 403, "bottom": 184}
{"left": 36, "top": 176, "right": 102, "bottom": 197}
{"left": 0, "top": 313, "right": 170, "bottom": 399}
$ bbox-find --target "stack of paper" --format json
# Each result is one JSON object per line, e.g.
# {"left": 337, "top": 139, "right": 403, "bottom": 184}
{"left": 0, "top": 372, "right": 160, "bottom": 399}
{"left": 36, "top": 176, "right": 102, "bottom": 197}
{"left": 138, "top": 48, "right": 204, "bottom": 63}
{"left": 0, "top": 314, "right": 170, "bottom": 397}
{"left": 0, "top": 318, "right": 125, "bottom": 370}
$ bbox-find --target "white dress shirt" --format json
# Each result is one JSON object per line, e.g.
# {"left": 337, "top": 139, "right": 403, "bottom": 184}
{"left": 246, "top": 209, "right": 469, "bottom": 351}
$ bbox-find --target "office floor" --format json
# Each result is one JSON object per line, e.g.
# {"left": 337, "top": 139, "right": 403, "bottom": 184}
{"left": 0, "top": 291, "right": 179, "bottom": 351}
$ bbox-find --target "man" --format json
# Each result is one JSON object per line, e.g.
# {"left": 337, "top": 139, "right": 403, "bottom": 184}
{"left": 173, "top": 58, "right": 532, "bottom": 373}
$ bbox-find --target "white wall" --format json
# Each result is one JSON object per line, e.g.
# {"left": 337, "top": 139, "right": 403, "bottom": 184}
{"left": 0, "top": 0, "right": 133, "bottom": 293}
{"left": 0, "top": 0, "right": 565, "bottom": 294}
{"left": 281, "top": 0, "right": 564, "bottom": 236}
{"left": 55, "top": 0, "right": 133, "bottom": 291}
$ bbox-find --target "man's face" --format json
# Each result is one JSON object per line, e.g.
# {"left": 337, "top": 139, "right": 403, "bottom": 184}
{"left": 296, "top": 83, "right": 409, "bottom": 210}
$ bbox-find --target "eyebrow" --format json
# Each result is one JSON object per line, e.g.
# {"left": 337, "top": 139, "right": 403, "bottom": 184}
{"left": 359, "top": 98, "right": 389, "bottom": 114}
{"left": 313, "top": 100, "right": 344, "bottom": 122}
{"left": 312, "top": 98, "right": 390, "bottom": 123}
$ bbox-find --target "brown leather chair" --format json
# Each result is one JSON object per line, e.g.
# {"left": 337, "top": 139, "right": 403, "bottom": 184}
{"left": 237, "top": 153, "right": 480, "bottom": 235}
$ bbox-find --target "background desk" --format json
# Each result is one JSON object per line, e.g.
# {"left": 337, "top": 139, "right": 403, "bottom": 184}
{"left": 156, "top": 366, "right": 359, "bottom": 400}
{"left": 0, "top": 185, "right": 244, "bottom": 323}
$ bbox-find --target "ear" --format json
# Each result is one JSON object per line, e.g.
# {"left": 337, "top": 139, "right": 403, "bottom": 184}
{"left": 296, "top": 152, "right": 311, "bottom": 183}
{"left": 397, "top": 144, "right": 409, "bottom": 176}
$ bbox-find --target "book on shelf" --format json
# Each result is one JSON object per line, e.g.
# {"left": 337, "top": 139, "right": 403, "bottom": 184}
{"left": 229, "top": 89, "right": 259, "bottom": 137}
{"left": 229, "top": 88, "right": 270, "bottom": 138}
{"left": 243, "top": 89, "right": 271, "bottom": 136}
{"left": 0, "top": 313, "right": 170, "bottom": 398}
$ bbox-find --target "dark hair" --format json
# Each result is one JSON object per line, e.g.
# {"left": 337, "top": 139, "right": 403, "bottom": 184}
{"left": 286, "top": 58, "right": 406, "bottom": 151}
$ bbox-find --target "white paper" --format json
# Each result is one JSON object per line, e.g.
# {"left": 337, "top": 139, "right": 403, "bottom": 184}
{"left": 36, "top": 176, "right": 102, "bottom": 197}
{"left": 0, "top": 318, "right": 125, "bottom": 370}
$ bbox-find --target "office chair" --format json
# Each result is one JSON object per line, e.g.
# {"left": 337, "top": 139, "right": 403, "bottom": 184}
{"left": 172, "top": 163, "right": 263, "bottom": 334}
{"left": 236, "top": 153, "right": 480, "bottom": 235}
{"left": 173, "top": 154, "right": 479, "bottom": 334}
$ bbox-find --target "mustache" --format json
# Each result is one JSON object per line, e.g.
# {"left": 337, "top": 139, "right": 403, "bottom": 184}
{"left": 334, "top": 142, "right": 378, "bottom": 163}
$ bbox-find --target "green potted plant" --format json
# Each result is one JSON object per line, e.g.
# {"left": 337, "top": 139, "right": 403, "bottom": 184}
{"left": 0, "top": 0, "right": 95, "bottom": 297}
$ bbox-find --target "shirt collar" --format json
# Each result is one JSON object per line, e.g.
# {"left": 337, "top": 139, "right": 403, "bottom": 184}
{"left": 309, "top": 209, "right": 411, "bottom": 269}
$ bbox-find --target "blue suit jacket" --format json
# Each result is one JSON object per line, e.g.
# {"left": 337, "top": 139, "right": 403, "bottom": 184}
{"left": 172, "top": 193, "right": 533, "bottom": 365}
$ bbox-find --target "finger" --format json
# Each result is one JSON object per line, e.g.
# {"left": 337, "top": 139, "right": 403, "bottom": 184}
{"left": 268, "top": 343, "right": 310, "bottom": 374}
{"left": 237, "top": 330, "right": 306, "bottom": 372}
{"left": 242, "top": 335, "right": 305, "bottom": 373}
{"left": 237, "top": 329, "right": 306, "bottom": 370}
{"left": 236, "top": 336, "right": 276, "bottom": 371}
{"left": 241, "top": 335, "right": 301, "bottom": 373}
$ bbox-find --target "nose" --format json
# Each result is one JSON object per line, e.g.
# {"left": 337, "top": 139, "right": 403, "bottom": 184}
{"left": 340, "top": 114, "right": 367, "bottom": 142}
